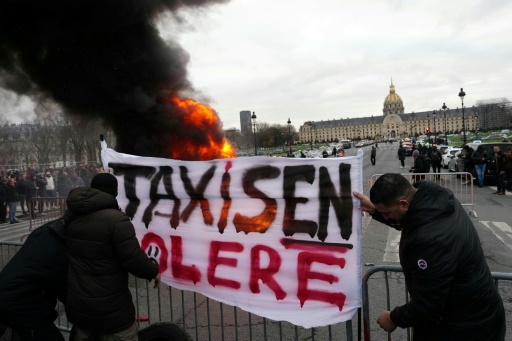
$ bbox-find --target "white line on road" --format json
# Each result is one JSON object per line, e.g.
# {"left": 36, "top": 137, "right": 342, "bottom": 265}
{"left": 383, "top": 227, "right": 401, "bottom": 263}
{"left": 480, "top": 221, "right": 512, "bottom": 251}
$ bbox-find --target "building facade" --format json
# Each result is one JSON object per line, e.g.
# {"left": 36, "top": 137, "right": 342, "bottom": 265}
{"left": 240, "top": 110, "right": 252, "bottom": 133}
{"left": 299, "top": 82, "right": 480, "bottom": 143}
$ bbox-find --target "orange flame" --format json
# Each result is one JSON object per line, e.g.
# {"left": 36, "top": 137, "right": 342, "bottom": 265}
{"left": 165, "top": 96, "right": 236, "bottom": 161}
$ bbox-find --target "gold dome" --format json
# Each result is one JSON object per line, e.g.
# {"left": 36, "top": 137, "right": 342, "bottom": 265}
{"left": 384, "top": 80, "right": 403, "bottom": 105}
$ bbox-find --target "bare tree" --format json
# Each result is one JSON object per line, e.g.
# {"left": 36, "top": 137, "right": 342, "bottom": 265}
{"left": 28, "top": 118, "right": 56, "bottom": 168}
{"left": 54, "top": 112, "right": 73, "bottom": 166}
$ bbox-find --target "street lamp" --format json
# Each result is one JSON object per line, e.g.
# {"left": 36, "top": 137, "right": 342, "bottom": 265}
{"left": 442, "top": 103, "right": 448, "bottom": 145}
{"left": 459, "top": 88, "right": 467, "bottom": 145}
{"left": 251, "top": 112, "right": 257, "bottom": 156}
{"left": 287, "top": 118, "right": 292, "bottom": 154}
{"left": 426, "top": 112, "right": 430, "bottom": 142}
{"left": 432, "top": 110, "right": 437, "bottom": 144}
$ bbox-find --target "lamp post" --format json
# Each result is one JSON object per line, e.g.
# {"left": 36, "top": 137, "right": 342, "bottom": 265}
{"left": 442, "top": 103, "right": 448, "bottom": 145}
{"left": 459, "top": 88, "right": 467, "bottom": 145}
{"left": 426, "top": 112, "right": 430, "bottom": 142}
{"left": 251, "top": 112, "right": 257, "bottom": 156}
{"left": 287, "top": 118, "right": 292, "bottom": 155}
{"left": 432, "top": 110, "right": 437, "bottom": 144}
{"left": 474, "top": 114, "right": 479, "bottom": 139}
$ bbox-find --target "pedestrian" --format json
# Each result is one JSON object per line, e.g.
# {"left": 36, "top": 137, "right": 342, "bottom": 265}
{"left": 0, "top": 178, "right": 7, "bottom": 224}
{"left": 397, "top": 144, "right": 406, "bottom": 169}
{"left": 337, "top": 149, "right": 345, "bottom": 157}
{"left": 36, "top": 173, "right": 47, "bottom": 214}
{"left": 15, "top": 173, "right": 28, "bottom": 215}
{"left": 409, "top": 150, "right": 426, "bottom": 183}
{"left": 370, "top": 146, "right": 376, "bottom": 165}
{"left": 25, "top": 174, "right": 38, "bottom": 218}
{"left": 428, "top": 145, "right": 441, "bottom": 178}
{"left": 5, "top": 177, "right": 18, "bottom": 224}
{"left": 0, "top": 218, "right": 68, "bottom": 340}
{"left": 504, "top": 147, "right": 512, "bottom": 192}
{"left": 57, "top": 171, "right": 72, "bottom": 209}
{"left": 45, "top": 171, "right": 56, "bottom": 208}
{"left": 489, "top": 145, "right": 506, "bottom": 195}
{"left": 64, "top": 173, "right": 161, "bottom": 340}
{"left": 69, "top": 171, "right": 85, "bottom": 189}
{"left": 461, "top": 145, "right": 475, "bottom": 185}
{"left": 332, "top": 147, "right": 337, "bottom": 156}
{"left": 353, "top": 173, "right": 506, "bottom": 341}
{"left": 471, "top": 145, "right": 488, "bottom": 188}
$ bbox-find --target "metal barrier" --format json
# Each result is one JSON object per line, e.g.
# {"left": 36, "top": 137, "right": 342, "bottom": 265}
{"left": 27, "top": 197, "right": 67, "bottom": 235}
{"left": 3, "top": 231, "right": 359, "bottom": 340}
{"left": 362, "top": 265, "right": 512, "bottom": 341}
{"left": 369, "top": 172, "right": 477, "bottom": 217}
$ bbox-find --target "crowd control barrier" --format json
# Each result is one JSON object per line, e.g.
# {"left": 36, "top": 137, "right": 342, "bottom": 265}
{"left": 7, "top": 208, "right": 361, "bottom": 340}
{"left": 369, "top": 172, "right": 477, "bottom": 217}
{"left": 362, "top": 265, "right": 512, "bottom": 341}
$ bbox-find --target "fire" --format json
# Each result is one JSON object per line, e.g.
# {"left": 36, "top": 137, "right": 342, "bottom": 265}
{"left": 163, "top": 96, "right": 236, "bottom": 161}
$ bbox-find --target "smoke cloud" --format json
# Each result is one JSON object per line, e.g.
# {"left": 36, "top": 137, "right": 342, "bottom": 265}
{"left": 0, "top": 0, "right": 230, "bottom": 159}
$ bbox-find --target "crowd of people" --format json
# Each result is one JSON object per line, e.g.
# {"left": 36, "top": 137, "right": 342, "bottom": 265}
{"left": 398, "top": 141, "right": 512, "bottom": 191}
{"left": 0, "top": 163, "right": 102, "bottom": 223}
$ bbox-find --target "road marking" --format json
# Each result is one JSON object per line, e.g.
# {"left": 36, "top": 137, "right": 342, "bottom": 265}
{"left": 383, "top": 228, "right": 401, "bottom": 263}
{"left": 480, "top": 221, "right": 512, "bottom": 251}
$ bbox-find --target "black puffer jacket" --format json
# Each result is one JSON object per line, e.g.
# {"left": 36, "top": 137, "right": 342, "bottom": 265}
{"left": 372, "top": 181, "right": 505, "bottom": 341}
{"left": 0, "top": 219, "right": 67, "bottom": 330}
{"left": 64, "top": 187, "right": 159, "bottom": 334}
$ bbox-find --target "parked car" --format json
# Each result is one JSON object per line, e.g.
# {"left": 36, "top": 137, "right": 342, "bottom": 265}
{"left": 441, "top": 148, "right": 461, "bottom": 168}
{"left": 403, "top": 144, "right": 413, "bottom": 156}
{"left": 448, "top": 151, "right": 463, "bottom": 172}
{"left": 439, "top": 146, "right": 450, "bottom": 155}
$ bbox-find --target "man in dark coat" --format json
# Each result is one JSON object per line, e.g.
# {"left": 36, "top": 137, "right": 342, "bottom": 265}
{"left": 25, "top": 174, "right": 38, "bottom": 218}
{"left": 354, "top": 174, "right": 506, "bottom": 341}
{"left": 0, "top": 177, "right": 6, "bottom": 223}
{"left": 64, "top": 173, "right": 160, "bottom": 339}
{"left": 370, "top": 146, "right": 376, "bottom": 165}
{"left": 489, "top": 145, "right": 506, "bottom": 195}
{"left": 0, "top": 219, "right": 68, "bottom": 340}
{"left": 397, "top": 144, "right": 406, "bottom": 169}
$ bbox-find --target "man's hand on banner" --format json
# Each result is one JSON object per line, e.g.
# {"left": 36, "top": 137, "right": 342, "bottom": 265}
{"left": 353, "top": 192, "right": 375, "bottom": 215}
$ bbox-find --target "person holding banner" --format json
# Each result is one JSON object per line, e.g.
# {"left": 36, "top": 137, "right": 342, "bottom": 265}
{"left": 64, "top": 173, "right": 161, "bottom": 341}
{"left": 353, "top": 174, "right": 506, "bottom": 341}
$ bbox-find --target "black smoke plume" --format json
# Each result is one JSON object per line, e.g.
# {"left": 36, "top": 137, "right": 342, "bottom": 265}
{"left": 0, "top": 0, "right": 230, "bottom": 159}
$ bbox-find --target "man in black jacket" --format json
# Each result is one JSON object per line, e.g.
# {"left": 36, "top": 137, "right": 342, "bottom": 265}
{"left": 64, "top": 173, "right": 160, "bottom": 340}
{"left": 0, "top": 219, "right": 68, "bottom": 340}
{"left": 354, "top": 174, "right": 506, "bottom": 341}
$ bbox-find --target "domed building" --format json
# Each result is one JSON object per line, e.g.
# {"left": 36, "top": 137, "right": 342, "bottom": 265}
{"left": 298, "top": 81, "right": 479, "bottom": 144}
{"left": 383, "top": 80, "right": 404, "bottom": 116}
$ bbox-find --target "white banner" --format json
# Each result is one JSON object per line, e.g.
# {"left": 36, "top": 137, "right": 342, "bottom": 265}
{"left": 104, "top": 149, "right": 363, "bottom": 328}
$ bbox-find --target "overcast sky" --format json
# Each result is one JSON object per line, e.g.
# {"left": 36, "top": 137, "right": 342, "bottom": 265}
{"left": 161, "top": 0, "right": 512, "bottom": 130}
{"left": 2, "top": 0, "right": 511, "bottom": 132}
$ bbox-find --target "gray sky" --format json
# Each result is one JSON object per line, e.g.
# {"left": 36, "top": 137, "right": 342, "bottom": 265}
{"left": 3, "top": 0, "right": 511, "bottom": 132}
{"left": 161, "top": 0, "right": 512, "bottom": 130}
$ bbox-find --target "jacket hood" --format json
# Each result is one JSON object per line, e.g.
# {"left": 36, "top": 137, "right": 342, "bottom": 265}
{"left": 66, "top": 187, "right": 120, "bottom": 217}
{"left": 401, "top": 181, "right": 455, "bottom": 229}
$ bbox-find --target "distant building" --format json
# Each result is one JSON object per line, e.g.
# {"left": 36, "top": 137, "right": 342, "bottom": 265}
{"left": 240, "top": 111, "right": 252, "bottom": 133}
{"left": 299, "top": 81, "right": 480, "bottom": 143}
